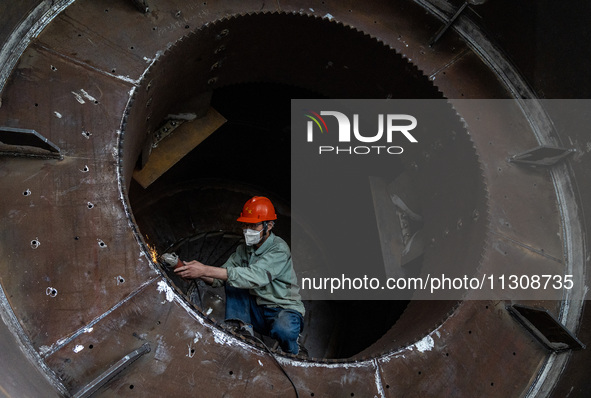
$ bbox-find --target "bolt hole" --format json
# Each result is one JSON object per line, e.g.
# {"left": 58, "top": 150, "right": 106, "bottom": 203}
{"left": 105, "top": 9, "right": 109, "bottom": 12}
{"left": 119, "top": 278, "right": 125, "bottom": 283}
{"left": 418, "top": 371, "right": 422, "bottom": 375}
{"left": 111, "top": 69, "right": 116, "bottom": 73}
{"left": 190, "top": 348, "right": 195, "bottom": 354}
{"left": 34, "top": 103, "right": 39, "bottom": 107}
{"left": 311, "top": 394, "right": 315, "bottom": 397}
{"left": 513, "top": 352, "right": 516, "bottom": 356}
{"left": 82, "top": 165, "right": 89, "bottom": 172}
{"left": 89, "top": 344, "right": 93, "bottom": 349}
{"left": 129, "top": 385, "right": 134, "bottom": 389}
{"left": 130, "top": 46, "right": 134, "bottom": 50}
{"left": 229, "top": 370, "right": 233, "bottom": 375}
{"left": 385, "top": 385, "right": 390, "bottom": 389}
{"left": 98, "top": 240, "right": 106, "bottom": 248}
{"left": 23, "top": 189, "right": 31, "bottom": 196}
{"left": 87, "top": 202, "right": 94, "bottom": 209}
{"left": 31, "top": 240, "right": 40, "bottom": 249}
{"left": 74, "top": 236, "right": 79, "bottom": 240}
{"left": 185, "top": 25, "right": 190, "bottom": 29}
{"left": 468, "top": 330, "right": 472, "bottom": 334}
{"left": 491, "top": 382, "right": 494, "bottom": 386}
{"left": 156, "top": 321, "right": 161, "bottom": 325}
{"left": 77, "top": 33, "right": 82, "bottom": 37}
{"left": 51, "top": 65, "right": 57, "bottom": 71}
{"left": 445, "top": 353, "right": 449, "bottom": 356}
{"left": 152, "top": 27, "right": 157, "bottom": 31}
{"left": 94, "top": 100, "right": 99, "bottom": 104}
{"left": 485, "top": 305, "right": 489, "bottom": 309}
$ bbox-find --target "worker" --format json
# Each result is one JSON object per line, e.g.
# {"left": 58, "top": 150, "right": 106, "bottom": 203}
{"left": 175, "top": 196, "right": 306, "bottom": 355}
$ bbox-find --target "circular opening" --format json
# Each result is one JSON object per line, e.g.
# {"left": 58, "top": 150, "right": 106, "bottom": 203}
{"left": 123, "top": 13, "right": 486, "bottom": 360}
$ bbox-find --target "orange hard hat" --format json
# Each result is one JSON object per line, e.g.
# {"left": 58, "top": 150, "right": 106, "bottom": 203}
{"left": 237, "top": 196, "right": 277, "bottom": 223}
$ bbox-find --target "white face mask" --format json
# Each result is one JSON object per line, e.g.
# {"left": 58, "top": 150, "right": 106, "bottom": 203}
{"left": 243, "top": 228, "right": 262, "bottom": 246}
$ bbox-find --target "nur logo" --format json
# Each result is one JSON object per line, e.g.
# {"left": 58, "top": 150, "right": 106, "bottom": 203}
{"left": 304, "top": 110, "right": 418, "bottom": 155}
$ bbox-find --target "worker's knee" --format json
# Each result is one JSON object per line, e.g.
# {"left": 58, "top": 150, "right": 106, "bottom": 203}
{"left": 269, "top": 310, "right": 303, "bottom": 353}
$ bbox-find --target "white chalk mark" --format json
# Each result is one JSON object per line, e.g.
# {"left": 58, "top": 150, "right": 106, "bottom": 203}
{"left": 71, "top": 91, "right": 85, "bottom": 104}
{"left": 156, "top": 280, "right": 175, "bottom": 302}
{"left": 193, "top": 332, "right": 202, "bottom": 344}
{"left": 79, "top": 89, "right": 97, "bottom": 102}
{"left": 413, "top": 335, "right": 434, "bottom": 353}
{"left": 186, "top": 343, "right": 195, "bottom": 358}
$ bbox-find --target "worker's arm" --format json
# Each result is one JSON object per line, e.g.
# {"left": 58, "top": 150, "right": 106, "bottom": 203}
{"left": 175, "top": 260, "right": 228, "bottom": 282}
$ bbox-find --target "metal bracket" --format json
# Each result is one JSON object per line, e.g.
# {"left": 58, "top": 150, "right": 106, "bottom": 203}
{"left": 0, "top": 127, "right": 61, "bottom": 159}
{"left": 152, "top": 119, "right": 185, "bottom": 148}
{"left": 507, "top": 304, "right": 585, "bottom": 352}
{"left": 508, "top": 145, "right": 575, "bottom": 167}
{"left": 429, "top": 1, "right": 468, "bottom": 47}
{"left": 73, "top": 343, "right": 151, "bottom": 398}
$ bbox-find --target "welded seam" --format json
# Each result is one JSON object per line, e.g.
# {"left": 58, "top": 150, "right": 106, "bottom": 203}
{"left": 41, "top": 276, "right": 161, "bottom": 359}
{"left": 414, "top": 1, "right": 586, "bottom": 397}
{"left": 115, "top": 50, "right": 163, "bottom": 276}
{"left": 429, "top": 48, "right": 470, "bottom": 80}
{"left": 523, "top": 163, "right": 586, "bottom": 397}
{"left": 0, "top": 283, "right": 68, "bottom": 395}
{"left": 0, "top": 0, "right": 76, "bottom": 95}
{"left": 373, "top": 359, "right": 386, "bottom": 398}
{"left": 490, "top": 231, "right": 562, "bottom": 263}
{"left": 34, "top": 42, "right": 141, "bottom": 86}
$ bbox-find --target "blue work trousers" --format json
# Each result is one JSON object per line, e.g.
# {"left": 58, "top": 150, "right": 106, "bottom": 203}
{"left": 225, "top": 285, "right": 303, "bottom": 354}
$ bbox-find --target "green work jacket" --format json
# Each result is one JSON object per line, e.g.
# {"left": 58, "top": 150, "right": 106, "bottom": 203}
{"left": 213, "top": 232, "right": 305, "bottom": 316}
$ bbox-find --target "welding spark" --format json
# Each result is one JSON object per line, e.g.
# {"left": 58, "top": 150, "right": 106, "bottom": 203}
{"left": 145, "top": 239, "right": 159, "bottom": 264}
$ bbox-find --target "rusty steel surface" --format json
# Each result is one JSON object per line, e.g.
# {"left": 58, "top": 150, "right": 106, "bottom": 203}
{"left": 0, "top": 0, "right": 589, "bottom": 397}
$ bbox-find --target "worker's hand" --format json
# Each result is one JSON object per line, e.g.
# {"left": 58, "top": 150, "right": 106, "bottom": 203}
{"left": 174, "top": 260, "right": 205, "bottom": 279}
